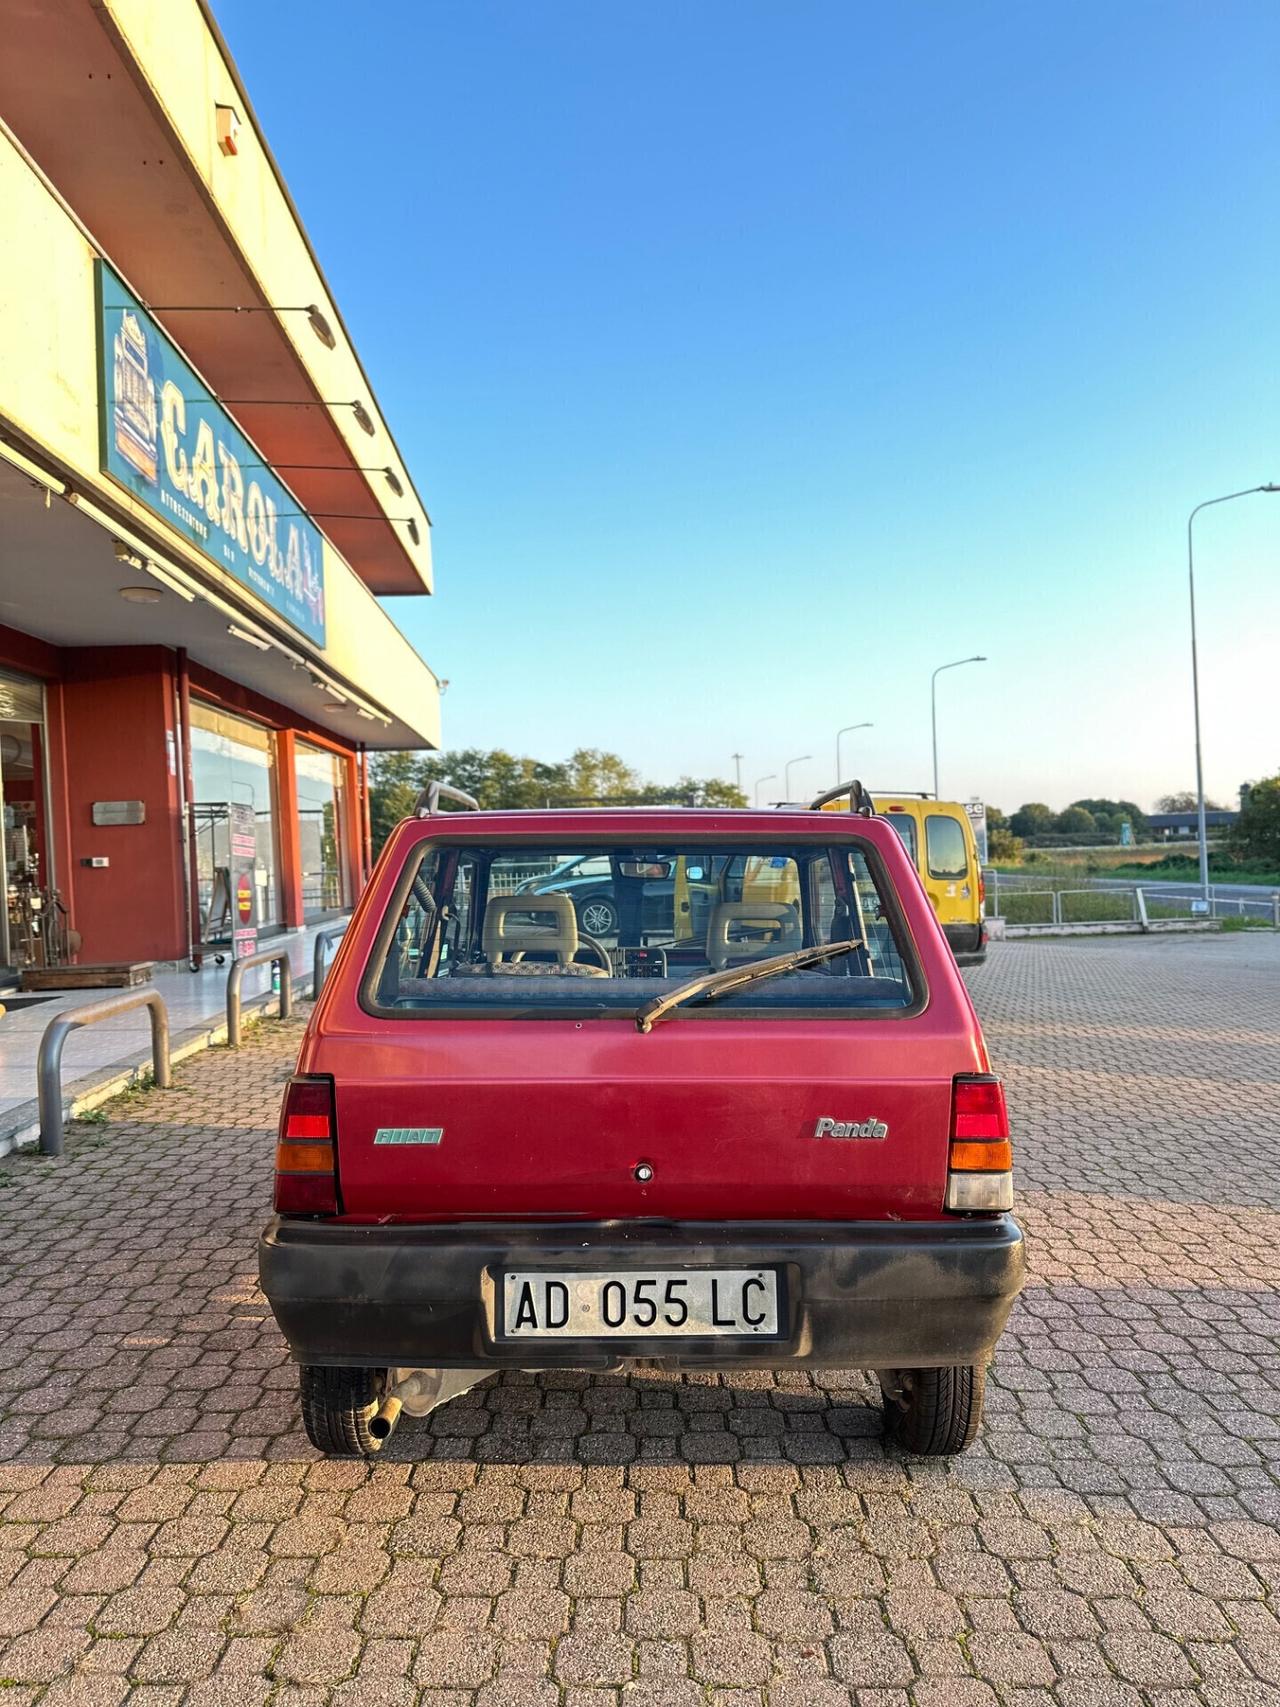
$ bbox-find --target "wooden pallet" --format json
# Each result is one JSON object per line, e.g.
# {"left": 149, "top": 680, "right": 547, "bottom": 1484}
{"left": 20, "top": 962, "right": 154, "bottom": 991}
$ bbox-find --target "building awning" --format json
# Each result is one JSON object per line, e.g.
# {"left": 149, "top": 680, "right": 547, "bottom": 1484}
{"left": 0, "top": 0, "right": 431, "bottom": 598}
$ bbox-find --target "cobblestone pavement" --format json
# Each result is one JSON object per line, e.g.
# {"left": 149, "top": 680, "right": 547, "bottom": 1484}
{"left": 0, "top": 933, "right": 1277, "bottom": 1706}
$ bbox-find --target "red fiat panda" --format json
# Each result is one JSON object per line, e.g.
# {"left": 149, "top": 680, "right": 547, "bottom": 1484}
{"left": 260, "top": 786, "right": 1024, "bottom": 1457}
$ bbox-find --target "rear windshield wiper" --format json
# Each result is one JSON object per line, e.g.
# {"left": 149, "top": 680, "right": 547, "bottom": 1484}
{"left": 635, "top": 940, "right": 864, "bottom": 1032}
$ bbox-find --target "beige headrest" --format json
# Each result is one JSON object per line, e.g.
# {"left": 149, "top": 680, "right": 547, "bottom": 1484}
{"left": 706, "top": 901, "right": 802, "bottom": 970}
{"left": 483, "top": 892, "right": 580, "bottom": 965}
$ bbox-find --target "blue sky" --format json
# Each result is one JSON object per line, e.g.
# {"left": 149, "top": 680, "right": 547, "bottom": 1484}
{"left": 217, "top": 0, "right": 1278, "bottom": 812}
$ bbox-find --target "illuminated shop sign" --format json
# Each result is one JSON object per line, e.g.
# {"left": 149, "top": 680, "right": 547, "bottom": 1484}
{"left": 95, "top": 261, "right": 326, "bottom": 646}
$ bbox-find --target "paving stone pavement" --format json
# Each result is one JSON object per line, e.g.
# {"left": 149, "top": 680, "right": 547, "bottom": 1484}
{"left": 0, "top": 932, "right": 1277, "bottom": 1706}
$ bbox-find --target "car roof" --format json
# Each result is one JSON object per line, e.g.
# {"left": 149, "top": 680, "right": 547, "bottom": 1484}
{"left": 397, "top": 806, "right": 903, "bottom": 839}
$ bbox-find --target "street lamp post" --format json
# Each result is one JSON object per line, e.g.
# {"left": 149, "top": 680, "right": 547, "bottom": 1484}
{"left": 731, "top": 753, "right": 743, "bottom": 790}
{"left": 931, "top": 656, "right": 986, "bottom": 798}
{"left": 836, "top": 722, "right": 873, "bottom": 784}
{"left": 784, "top": 755, "right": 811, "bottom": 800}
{"left": 754, "top": 773, "right": 777, "bottom": 806}
{"left": 1187, "top": 485, "right": 1279, "bottom": 903}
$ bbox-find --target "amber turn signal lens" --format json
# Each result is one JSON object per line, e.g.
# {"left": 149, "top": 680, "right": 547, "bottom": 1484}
{"left": 275, "top": 1140, "right": 333, "bottom": 1173}
{"left": 949, "top": 1138, "right": 1013, "bottom": 1172}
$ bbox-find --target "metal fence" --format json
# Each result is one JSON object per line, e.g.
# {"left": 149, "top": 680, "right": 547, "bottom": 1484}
{"left": 985, "top": 869, "right": 1280, "bottom": 928}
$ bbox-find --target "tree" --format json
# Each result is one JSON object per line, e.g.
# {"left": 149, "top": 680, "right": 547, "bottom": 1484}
{"left": 1070, "top": 798, "right": 1149, "bottom": 839}
{"left": 368, "top": 747, "right": 747, "bottom": 853}
{"left": 368, "top": 751, "right": 420, "bottom": 852}
{"left": 1056, "top": 805, "right": 1097, "bottom": 837}
{"left": 988, "top": 826, "right": 1023, "bottom": 861}
{"left": 1009, "top": 803, "right": 1054, "bottom": 839}
{"left": 1231, "top": 773, "right": 1280, "bottom": 866}
{"left": 1155, "top": 791, "right": 1225, "bottom": 813}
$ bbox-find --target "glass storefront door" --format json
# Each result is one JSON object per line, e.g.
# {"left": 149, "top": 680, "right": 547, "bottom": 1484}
{"left": 0, "top": 671, "right": 55, "bottom": 970}
{"left": 295, "top": 741, "right": 350, "bottom": 918}
{"left": 189, "top": 703, "right": 281, "bottom": 945}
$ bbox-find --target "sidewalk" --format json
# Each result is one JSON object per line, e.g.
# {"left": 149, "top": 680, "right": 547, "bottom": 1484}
{"left": 0, "top": 915, "right": 348, "bottom": 1154}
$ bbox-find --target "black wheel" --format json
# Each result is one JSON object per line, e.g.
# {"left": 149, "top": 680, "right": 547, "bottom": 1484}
{"left": 299, "top": 1365, "right": 383, "bottom": 1456}
{"left": 577, "top": 895, "right": 619, "bottom": 938}
{"left": 880, "top": 1364, "right": 985, "bottom": 1456}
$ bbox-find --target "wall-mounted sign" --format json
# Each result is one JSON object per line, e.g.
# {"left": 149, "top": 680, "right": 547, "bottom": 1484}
{"left": 92, "top": 800, "right": 146, "bottom": 826}
{"left": 95, "top": 261, "right": 326, "bottom": 647}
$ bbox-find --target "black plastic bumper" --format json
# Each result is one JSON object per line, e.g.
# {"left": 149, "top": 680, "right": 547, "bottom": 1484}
{"left": 259, "top": 1215, "right": 1025, "bottom": 1372}
{"left": 945, "top": 921, "right": 987, "bottom": 964}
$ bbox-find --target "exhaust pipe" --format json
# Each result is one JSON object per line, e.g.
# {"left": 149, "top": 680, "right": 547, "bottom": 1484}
{"left": 368, "top": 1394, "right": 402, "bottom": 1445}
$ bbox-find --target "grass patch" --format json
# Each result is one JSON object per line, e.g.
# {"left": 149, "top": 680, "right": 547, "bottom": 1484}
{"left": 1108, "top": 858, "right": 1280, "bottom": 886}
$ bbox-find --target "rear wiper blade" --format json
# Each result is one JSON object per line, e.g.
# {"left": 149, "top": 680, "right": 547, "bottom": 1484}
{"left": 635, "top": 940, "right": 863, "bottom": 1032}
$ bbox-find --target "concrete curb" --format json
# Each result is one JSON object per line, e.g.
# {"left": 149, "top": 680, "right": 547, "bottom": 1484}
{"left": 998, "top": 919, "right": 1222, "bottom": 939}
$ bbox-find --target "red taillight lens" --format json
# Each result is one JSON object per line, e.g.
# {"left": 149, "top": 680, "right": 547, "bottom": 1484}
{"left": 274, "top": 1076, "right": 338, "bottom": 1214}
{"left": 978, "top": 871, "right": 986, "bottom": 907}
{"left": 951, "top": 1075, "right": 1009, "bottom": 1141}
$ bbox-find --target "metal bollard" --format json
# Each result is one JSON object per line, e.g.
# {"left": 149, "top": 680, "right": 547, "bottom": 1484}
{"left": 311, "top": 923, "right": 349, "bottom": 1000}
{"left": 226, "top": 949, "right": 293, "bottom": 1048}
{"left": 38, "top": 990, "right": 171, "bottom": 1157}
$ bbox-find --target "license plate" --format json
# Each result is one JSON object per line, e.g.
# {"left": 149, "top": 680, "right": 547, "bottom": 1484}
{"left": 499, "top": 1268, "right": 780, "bottom": 1338}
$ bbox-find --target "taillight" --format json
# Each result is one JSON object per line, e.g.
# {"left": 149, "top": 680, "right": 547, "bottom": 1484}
{"left": 978, "top": 871, "right": 986, "bottom": 907}
{"left": 946, "top": 1074, "right": 1012, "bottom": 1212}
{"left": 275, "top": 1076, "right": 338, "bottom": 1214}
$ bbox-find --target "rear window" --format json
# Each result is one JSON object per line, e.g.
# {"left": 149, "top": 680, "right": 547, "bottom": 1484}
{"left": 925, "top": 814, "right": 969, "bottom": 879}
{"left": 881, "top": 812, "right": 918, "bottom": 862}
{"left": 364, "top": 838, "right": 919, "bottom": 1018}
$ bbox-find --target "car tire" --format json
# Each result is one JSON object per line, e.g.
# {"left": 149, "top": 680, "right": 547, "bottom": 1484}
{"left": 299, "top": 1365, "right": 383, "bottom": 1457}
{"left": 577, "top": 896, "right": 619, "bottom": 937}
{"left": 879, "top": 1364, "right": 985, "bottom": 1456}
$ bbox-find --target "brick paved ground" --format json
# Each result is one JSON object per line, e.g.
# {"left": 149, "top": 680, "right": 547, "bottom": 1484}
{"left": 0, "top": 932, "right": 1277, "bottom": 1706}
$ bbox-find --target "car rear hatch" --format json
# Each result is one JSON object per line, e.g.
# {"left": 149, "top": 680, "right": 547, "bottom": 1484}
{"left": 324, "top": 1016, "right": 965, "bottom": 1222}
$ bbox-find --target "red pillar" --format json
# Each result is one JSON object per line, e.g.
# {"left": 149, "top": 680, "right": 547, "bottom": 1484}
{"left": 59, "top": 647, "right": 185, "bottom": 963}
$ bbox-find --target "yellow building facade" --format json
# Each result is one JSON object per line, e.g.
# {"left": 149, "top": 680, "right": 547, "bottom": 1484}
{"left": 0, "top": 0, "right": 439, "bottom": 969}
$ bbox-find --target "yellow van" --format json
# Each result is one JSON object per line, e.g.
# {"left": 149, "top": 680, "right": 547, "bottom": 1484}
{"left": 818, "top": 789, "right": 987, "bottom": 964}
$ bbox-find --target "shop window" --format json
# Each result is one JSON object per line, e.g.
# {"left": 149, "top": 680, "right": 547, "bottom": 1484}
{"left": 295, "top": 741, "right": 350, "bottom": 917}
{"left": 190, "top": 703, "right": 281, "bottom": 942}
{"left": 0, "top": 671, "right": 56, "bottom": 970}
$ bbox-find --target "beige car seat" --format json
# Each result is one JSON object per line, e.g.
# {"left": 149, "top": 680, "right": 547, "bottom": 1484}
{"left": 480, "top": 893, "right": 609, "bottom": 976}
{"left": 706, "top": 901, "right": 803, "bottom": 970}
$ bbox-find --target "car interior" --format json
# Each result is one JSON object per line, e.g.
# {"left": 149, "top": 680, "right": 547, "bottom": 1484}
{"left": 372, "top": 843, "right": 915, "bottom": 1010}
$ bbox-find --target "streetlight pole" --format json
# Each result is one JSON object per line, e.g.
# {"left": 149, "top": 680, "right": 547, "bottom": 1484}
{"left": 1187, "top": 485, "right": 1279, "bottom": 903}
{"left": 836, "top": 722, "right": 873, "bottom": 783}
{"left": 754, "top": 774, "right": 776, "bottom": 806}
{"left": 731, "top": 753, "right": 743, "bottom": 790}
{"left": 784, "top": 755, "right": 811, "bottom": 800}
{"left": 931, "top": 656, "right": 986, "bottom": 799}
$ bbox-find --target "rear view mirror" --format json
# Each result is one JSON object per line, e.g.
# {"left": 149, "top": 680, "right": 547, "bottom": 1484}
{"left": 619, "top": 860, "right": 672, "bottom": 880}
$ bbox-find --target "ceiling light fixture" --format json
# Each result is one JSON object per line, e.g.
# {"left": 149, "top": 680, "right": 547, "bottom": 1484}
{"left": 118, "top": 585, "right": 162, "bottom": 604}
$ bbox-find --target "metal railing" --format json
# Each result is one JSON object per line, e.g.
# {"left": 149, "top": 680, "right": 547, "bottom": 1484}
{"left": 38, "top": 990, "right": 171, "bottom": 1157}
{"left": 312, "top": 923, "right": 349, "bottom": 1000}
{"left": 985, "top": 869, "right": 1280, "bottom": 927}
{"left": 226, "top": 948, "right": 293, "bottom": 1048}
